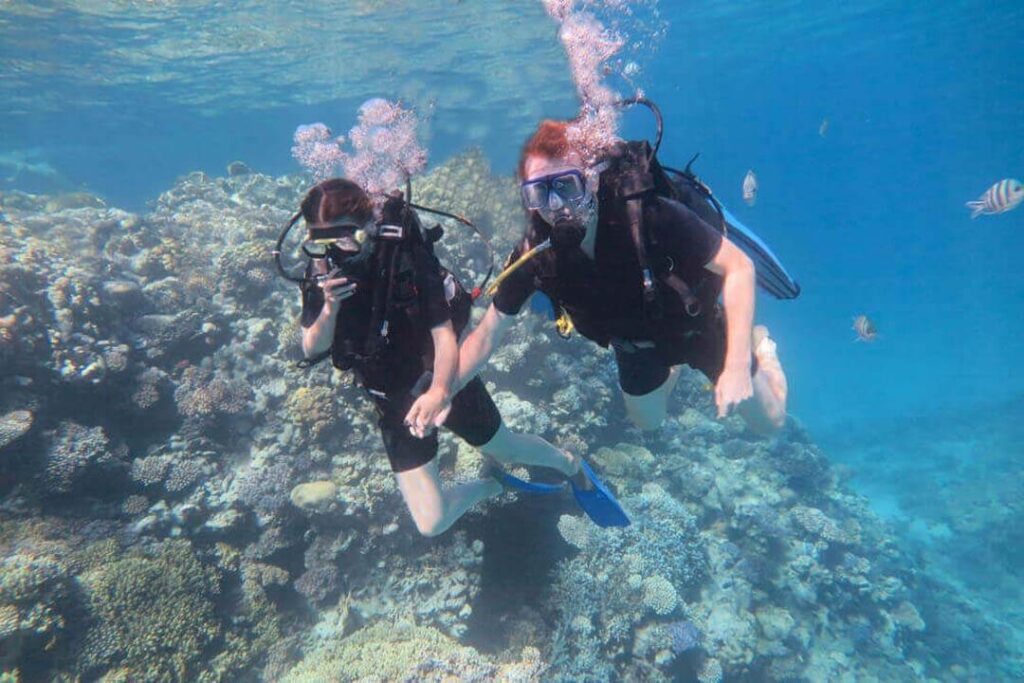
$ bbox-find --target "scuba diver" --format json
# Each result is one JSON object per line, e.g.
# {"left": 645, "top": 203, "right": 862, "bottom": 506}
{"left": 279, "top": 178, "right": 628, "bottom": 533}
{"left": 456, "top": 105, "right": 793, "bottom": 435}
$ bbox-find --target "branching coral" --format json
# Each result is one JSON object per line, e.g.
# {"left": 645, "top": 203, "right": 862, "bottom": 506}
{"left": 174, "top": 365, "right": 251, "bottom": 419}
{"left": 0, "top": 553, "right": 73, "bottom": 669}
{"left": 77, "top": 540, "right": 221, "bottom": 682}
{"left": 41, "top": 421, "right": 123, "bottom": 494}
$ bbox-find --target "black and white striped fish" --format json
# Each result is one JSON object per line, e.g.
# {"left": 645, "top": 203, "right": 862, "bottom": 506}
{"left": 966, "top": 178, "right": 1023, "bottom": 218}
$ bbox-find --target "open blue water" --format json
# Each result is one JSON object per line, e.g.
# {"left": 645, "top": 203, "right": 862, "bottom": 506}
{"left": 2, "top": 0, "right": 1022, "bottom": 676}
{"left": 4, "top": 1, "right": 1020, "bottom": 437}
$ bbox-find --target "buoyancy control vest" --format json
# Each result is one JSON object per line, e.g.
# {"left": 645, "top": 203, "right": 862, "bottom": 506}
{"left": 287, "top": 193, "right": 473, "bottom": 398}
{"left": 330, "top": 196, "right": 471, "bottom": 382}
{"left": 518, "top": 140, "right": 723, "bottom": 345}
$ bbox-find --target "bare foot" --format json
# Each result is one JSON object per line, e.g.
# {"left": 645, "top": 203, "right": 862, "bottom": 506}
{"left": 567, "top": 453, "right": 593, "bottom": 491}
{"left": 753, "top": 325, "right": 788, "bottom": 406}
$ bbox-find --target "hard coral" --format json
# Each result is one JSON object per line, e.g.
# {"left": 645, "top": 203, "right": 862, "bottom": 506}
{"left": 0, "top": 553, "right": 73, "bottom": 670}
{"left": 77, "top": 540, "right": 221, "bottom": 682}
{"left": 174, "top": 365, "right": 251, "bottom": 419}
{"left": 41, "top": 421, "right": 123, "bottom": 494}
{"left": 0, "top": 411, "right": 33, "bottom": 451}
{"left": 285, "top": 386, "right": 338, "bottom": 442}
{"left": 281, "top": 621, "right": 503, "bottom": 683}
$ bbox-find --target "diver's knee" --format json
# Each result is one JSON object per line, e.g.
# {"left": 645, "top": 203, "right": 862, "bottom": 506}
{"left": 628, "top": 411, "right": 666, "bottom": 432}
{"left": 411, "top": 510, "right": 445, "bottom": 537}
{"left": 478, "top": 423, "right": 514, "bottom": 461}
{"left": 766, "top": 406, "right": 787, "bottom": 431}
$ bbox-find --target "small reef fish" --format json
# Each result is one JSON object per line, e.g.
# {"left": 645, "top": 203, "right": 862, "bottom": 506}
{"left": 966, "top": 179, "right": 1024, "bottom": 218}
{"left": 819, "top": 117, "right": 829, "bottom": 138}
{"left": 852, "top": 315, "right": 878, "bottom": 342}
{"left": 742, "top": 169, "right": 758, "bottom": 206}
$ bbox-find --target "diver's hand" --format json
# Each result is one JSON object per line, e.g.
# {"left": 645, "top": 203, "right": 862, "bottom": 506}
{"left": 404, "top": 388, "right": 452, "bottom": 438}
{"left": 715, "top": 366, "right": 753, "bottom": 418}
{"left": 321, "top": 274, "right": 356, "bottom": 308}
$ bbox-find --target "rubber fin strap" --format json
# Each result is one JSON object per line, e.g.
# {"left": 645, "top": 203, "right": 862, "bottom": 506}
{"left": 484, "top": 239, "right": 551, "bottom": 298}
{"left": 719, "top": 206, "right": 801, "bottom": 300}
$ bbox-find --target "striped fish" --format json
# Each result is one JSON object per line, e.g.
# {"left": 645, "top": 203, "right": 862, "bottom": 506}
{"left": 966, "top": 178, "right": 1023, "bottom": 218}
{"left": 742, "top": 169, "right": 758, "bottom": 206}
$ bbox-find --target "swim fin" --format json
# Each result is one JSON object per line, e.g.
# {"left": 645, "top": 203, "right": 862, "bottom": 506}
{"left": 528, "top": 291, "right": 557, "bottom": 320}
{"left": 570, "top": 459, "right": 631, "bottom": 527}
{"left": 488, "top": 464, "right": 566, "bottom": 494}
{"left": 720, "top": 205, "right": 801, "bottom": 300}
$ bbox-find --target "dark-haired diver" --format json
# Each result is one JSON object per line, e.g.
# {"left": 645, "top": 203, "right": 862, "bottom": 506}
{"left": 289, "top": 178, "right": 622, "bottom": 535}
{"left": 455, "top": 118, "right": 790, "bottom": 435}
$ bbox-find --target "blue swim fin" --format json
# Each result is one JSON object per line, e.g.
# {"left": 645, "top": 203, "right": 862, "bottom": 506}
{"left": 489, "top": 465, "right": 566, "bottom": 494}
{"left": 720, "top": 205, "right": 801, "bottom": 300}
{"left": 570, "top": 459, "right": 631, "bottom": 527}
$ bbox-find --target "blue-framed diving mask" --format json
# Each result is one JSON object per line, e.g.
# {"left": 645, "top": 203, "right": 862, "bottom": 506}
{"left": 520, "top": 169, "right": 594, "bottom": 249}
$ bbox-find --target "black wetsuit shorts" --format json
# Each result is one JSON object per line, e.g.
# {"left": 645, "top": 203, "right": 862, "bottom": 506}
{"left": 614, "top": 313, "right": 757, "bottom": 396}
{"left": 376, "top": 377, "right": 501, "bottom": 473}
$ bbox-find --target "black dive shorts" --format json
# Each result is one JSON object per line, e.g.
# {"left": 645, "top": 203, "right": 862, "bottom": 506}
{"left": 613, "top": 315, "right": 756, "bottom": 396}
{"left": 376, "top": 376, "right": 502, "bottom": 473}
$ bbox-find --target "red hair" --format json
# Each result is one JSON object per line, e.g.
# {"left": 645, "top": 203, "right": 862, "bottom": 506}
{"left": 518, "top": 119, "right": 572, "bottom": 179}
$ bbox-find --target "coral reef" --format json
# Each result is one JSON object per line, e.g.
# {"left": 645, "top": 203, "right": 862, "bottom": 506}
{"left": 0, "top": 553, "right": 72, "bottom": 670}
{"left": 0, "top": 411, "right": 32, "bottom": 451}
{"left": 76, "top": 540, "right": 221, "bottom": 681}
{"left": 280, "top": 621, "right": 544, "bottom": 683}
{"left": 0, "top": 158, "right": 1019, "bottom": 681}
{"left": 41, "top": 421, "right": 125, "bottom": 494}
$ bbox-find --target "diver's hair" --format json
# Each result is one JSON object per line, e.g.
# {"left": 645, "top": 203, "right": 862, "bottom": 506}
{"left": 300, "top": 178, "right": 374, "bottom": 225}
{"left": 518, "top": 119, "right": 573, "bottom": 179}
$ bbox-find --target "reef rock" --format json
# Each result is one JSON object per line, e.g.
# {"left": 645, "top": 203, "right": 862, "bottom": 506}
{"left": 290, "top": 480, "right": 338, "bottom": 513}
{"left": 0, "top": 410, "right": 32, "bottom": 450}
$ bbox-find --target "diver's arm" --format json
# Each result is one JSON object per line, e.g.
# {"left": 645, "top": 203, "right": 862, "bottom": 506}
{"left": 428, "top": 321, "right": 458, "bottom": 400}
{"left": 453, "top": 303, "right": 515, "bottom": 392}
{"left": 706, "top": 238, "right": 756, "bottom": 371}
{"left": 300, "top": 276, "right": 355, "bottom": 358}
{"left": 706, "top": 238, "right": 756, "bottom": 417}
{"left": 301, "top": 302, "right": 338, "bottom": 358}
{"left": 405, "top": 321, "right": 457, "bottom": 437}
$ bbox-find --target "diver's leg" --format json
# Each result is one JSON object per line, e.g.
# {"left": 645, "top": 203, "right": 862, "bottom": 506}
{"left": 619, "top": 350, "right": 681, "bottom": 431}
{"left": 478, "top": 422, "right": 577, "bottom": 476}
{"left": 737, "top": 325, "right": 788, "bottom": 434}
{"left": 384, "top": 406, "right": 500, "bottom": 537}
{"left": 395, "top": 459, "right": 501, "bottom": 537}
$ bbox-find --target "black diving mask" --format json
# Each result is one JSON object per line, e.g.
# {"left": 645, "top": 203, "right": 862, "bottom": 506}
{"left": 306, "top": 217, "right": 371, "bottom": 253}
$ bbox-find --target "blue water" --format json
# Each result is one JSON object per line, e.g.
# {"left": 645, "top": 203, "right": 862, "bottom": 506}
{"left": 4, "top": 1, "right": 1020, "bottom": 437}
{"left": 2, "top": 0, "right": 1023, "bottom": 675}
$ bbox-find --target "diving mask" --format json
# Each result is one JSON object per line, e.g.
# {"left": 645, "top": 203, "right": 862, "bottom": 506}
{"left": 306, "top": 217, "right": 372, "bottom": 253}
{"left": 520, "top": 169, "right": 588, "bottom": 213}
{"left": 521, "top": 169, "right": 596, "bottom": 249}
